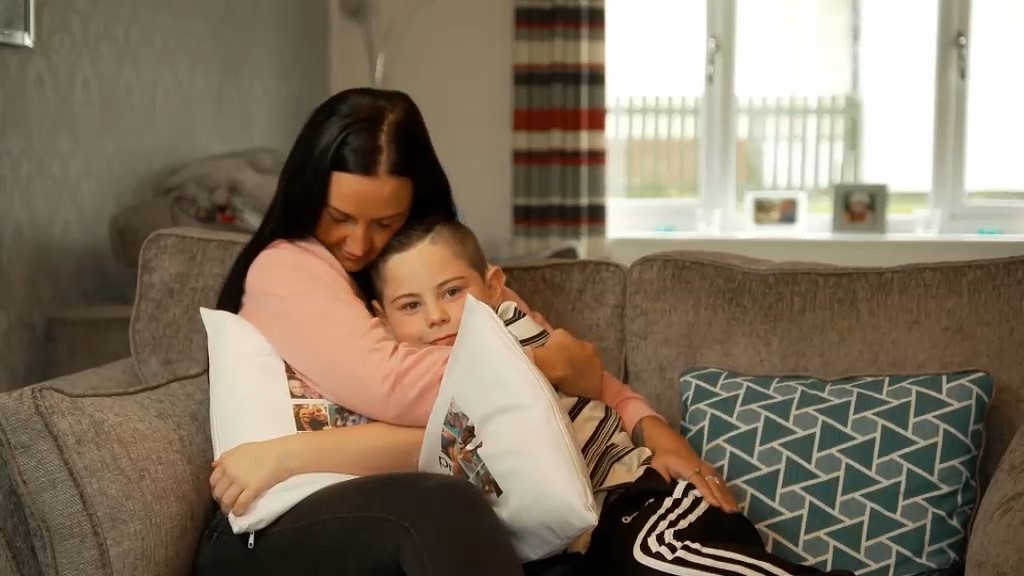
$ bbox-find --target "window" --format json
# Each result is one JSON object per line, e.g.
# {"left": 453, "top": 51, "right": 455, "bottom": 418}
{"left": 605, "top": 0, "right": 706, "bottom": 202}
{"left": 962, "top": 0, "right": 1024, "bottom": 205}
{"left": 606, "top": 0, "right": 1024, "bottom": 235}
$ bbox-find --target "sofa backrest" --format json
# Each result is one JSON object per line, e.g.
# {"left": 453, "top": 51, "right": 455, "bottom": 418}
{"left": 131, "top": 228, "right": 1023, "bottom": 486}
{"left": 624, "top": 251, "right": 1024, "bottom": 487}
{"left": 503, "top": 260, "right": 628, "bottom": 379}
{"left": 130, "top": 228, "right": 247, "bottom": 386}
{"left": 129, "top": 228, "right": 629, "bottom": 386}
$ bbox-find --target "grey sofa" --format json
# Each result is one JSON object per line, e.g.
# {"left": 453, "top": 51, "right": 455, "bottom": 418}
{"left": 2, "top": 227, "right": 1022, "bottom": 576}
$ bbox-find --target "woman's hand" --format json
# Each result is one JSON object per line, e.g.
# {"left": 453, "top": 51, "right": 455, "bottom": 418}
{"left": 210, "top": 439, "right": 292, "bottom": 516}
{"left": 533, "top": 328, "right": 605, "bottom": 400}
{"left": 633, "top": 416, "right": 740, "bottom": 513}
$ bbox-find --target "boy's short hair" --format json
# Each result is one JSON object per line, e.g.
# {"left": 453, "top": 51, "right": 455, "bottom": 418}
{"left": 369, "top": 219, "right": 489, "bottom": 300}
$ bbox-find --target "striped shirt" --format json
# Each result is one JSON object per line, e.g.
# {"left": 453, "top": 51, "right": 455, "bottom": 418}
{"left": 496, "top": 302, "right": 653, "bottom": 493}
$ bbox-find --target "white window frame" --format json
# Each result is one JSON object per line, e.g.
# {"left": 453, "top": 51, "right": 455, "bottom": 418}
{"left": 936, "top": 0, "right": 1024, "bottom": 230}
{"left": 607, "top": 0, "right": 1024, "bottom": 238}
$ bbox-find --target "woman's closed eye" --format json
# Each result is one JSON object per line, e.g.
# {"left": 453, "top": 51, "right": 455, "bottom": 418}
{"left": 326, "top": 208, "right": 352, "bottom": 223}
{"left": 374, "top": 218, "right": 401, "bottom": 230}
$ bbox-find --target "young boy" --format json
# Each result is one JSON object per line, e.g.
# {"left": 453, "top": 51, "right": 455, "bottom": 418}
{"left": 365, "top": 219, "right": 852, "bottom": 576}
{"left": 366, "top": 220, "right": 652, "bottom": 501}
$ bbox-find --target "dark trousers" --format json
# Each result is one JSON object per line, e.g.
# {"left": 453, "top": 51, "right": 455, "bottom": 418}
{"left": 581, "top": 469, "right": 856, "bottom": 576}
{"left": 193, "top": 472, "right": 524, "bottom": 576}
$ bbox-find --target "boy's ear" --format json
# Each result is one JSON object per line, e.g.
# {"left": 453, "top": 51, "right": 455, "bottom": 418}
{"left": 371, "top": 300, "right": 387, "bottom": 322}
{"left": 484, "top": 264, "right": 507, "bottom": 303}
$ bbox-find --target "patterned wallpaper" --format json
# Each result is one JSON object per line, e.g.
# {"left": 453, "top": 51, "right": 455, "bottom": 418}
{"left": 0, "top": 0, "right": 328, "bottom": 390}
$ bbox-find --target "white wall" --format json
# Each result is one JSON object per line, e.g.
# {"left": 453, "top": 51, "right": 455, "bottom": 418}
{"left": 328, "top": 0, "right": 515, "bottom": 258}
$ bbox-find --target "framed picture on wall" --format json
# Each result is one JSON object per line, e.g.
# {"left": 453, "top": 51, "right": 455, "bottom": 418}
{"left": 745, "top": 190, "right": 808, "bottom": 231}
{"left": 0, "top": 0, "right": 34, "bottom": 48}
{"left": 832, "top": 184, "right": 888, "bottom": 233}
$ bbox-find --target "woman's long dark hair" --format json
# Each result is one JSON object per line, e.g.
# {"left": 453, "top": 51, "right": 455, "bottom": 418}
{"left": 216, "top": 88, "right": 458, "bottom": 312}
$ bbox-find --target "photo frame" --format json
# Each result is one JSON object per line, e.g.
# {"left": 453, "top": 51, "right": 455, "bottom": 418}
{"left": 832, "top": 184, "right": 888, "bottom": 233}
{"left": 744, "top": 190, "right": 808, "bottom": 231}
{"left": 0, "top": 0, "right": 35, "bottom": 48}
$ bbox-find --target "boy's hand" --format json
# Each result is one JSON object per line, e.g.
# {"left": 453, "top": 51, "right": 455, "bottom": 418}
{"left": 650, "top": 451, "right": 739, "bottom": 513}
{"left": 529, "top": 311, "right": 549, "bottom": 330}
{"left": 534, "top": 328, "right": 604, "bottom": 400}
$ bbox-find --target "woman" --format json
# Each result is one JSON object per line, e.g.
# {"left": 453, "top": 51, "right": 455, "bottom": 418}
{"left": 194, "top": 88, "right": 728, "bottom": 576}
{"left": 194, "top": 87, "right": 620, "bottom": 576}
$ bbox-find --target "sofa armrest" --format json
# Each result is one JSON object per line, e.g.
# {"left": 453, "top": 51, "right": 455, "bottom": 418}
{"left": 37, "top": 357, "right": 141, "bottom": 394}
{"left": 966, "top": 425, "right": 1024, "bottom": 575}
{"left": 1, "top": 359, "right": 144, "bottom": 576}
{"left": 0, "top": 362, "right": 211, "bottom": 576}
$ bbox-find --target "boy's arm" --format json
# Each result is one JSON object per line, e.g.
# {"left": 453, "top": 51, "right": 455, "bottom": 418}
{"left": 498, "top": 282, "right": 665, "bottom": 435}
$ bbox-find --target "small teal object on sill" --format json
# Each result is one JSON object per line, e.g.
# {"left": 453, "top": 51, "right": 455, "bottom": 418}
{"left": 975, "top": 226, "right": 1003, "bottom": 235}
{"left": 654, "top": 224, "right": 678, "bottom": 232}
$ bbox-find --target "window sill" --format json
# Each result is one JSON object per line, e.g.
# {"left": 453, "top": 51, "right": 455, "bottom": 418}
{"left": 605, "top": 231, "right": 1024, "bottom": 266}
{"left": 608, "top": 230, "right": 1024, "bottom": 243}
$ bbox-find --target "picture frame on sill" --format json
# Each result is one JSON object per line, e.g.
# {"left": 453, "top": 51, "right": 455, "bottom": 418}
{"left": 744, "top": 190, "right": 808, "bottom": 232}
{"left": 832, "top": 183, "right": 888, "bottom": 233}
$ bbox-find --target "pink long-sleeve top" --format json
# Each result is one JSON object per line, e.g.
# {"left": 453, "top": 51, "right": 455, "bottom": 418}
{"left": 240, "top": 239, "right": 661, "bottom": 431}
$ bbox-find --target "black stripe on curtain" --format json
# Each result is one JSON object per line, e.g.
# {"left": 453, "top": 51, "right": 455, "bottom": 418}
{"left": 514, "top": 7, "right": 605, "bottom": 26}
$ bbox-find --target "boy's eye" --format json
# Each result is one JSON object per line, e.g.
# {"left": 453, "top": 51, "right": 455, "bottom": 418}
{"left": 399, "top": 301, "right": 421, "bottom": 312}
{"left": 443, "top": 287, "right": 463, "bottom": 299}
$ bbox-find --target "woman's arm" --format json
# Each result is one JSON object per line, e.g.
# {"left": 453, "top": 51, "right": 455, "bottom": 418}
{"left": 242, "top": 241, "right": 450, "bottom": 427}
{"left": 211, "top": 423, "right": 423, "bottom": 515}
{"left": 244, "top": 241, "right": 606, "bottom": 428}
{"left": 279, "top": 423, "right": 423, "bottom": 477}
{"left": 500, "top": 285, "right": 665, "bottom": 434}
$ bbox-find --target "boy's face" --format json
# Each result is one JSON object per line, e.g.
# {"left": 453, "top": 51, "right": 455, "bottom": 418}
{"left": 373, "top": 240, "right": 504, "bottom": 347}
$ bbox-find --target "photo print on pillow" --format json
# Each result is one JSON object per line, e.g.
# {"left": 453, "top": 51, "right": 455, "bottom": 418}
{"left": 285, "top": 363, "right": 369, "bottom": 432}
{"left": 437, "top": 399, "right": 503, "bottom": 498}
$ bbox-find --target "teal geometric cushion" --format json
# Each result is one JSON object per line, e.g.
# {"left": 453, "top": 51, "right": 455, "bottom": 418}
{"left": 680, "top": 368, "right": 994, "bottom": 576}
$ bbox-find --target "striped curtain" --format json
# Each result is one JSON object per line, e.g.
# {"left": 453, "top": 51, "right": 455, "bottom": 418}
{"left": 513, "top": 0, "right": 606, "bottom": 257}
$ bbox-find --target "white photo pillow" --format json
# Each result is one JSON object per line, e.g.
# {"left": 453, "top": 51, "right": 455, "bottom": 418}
{"left": 418, "top": 296, "right": 599, "bottom": 562}
{"left": 200, "top": 308, "right": 358, "bottom": 535}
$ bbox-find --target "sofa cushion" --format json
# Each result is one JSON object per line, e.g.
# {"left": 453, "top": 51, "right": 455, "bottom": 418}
{"left": 200, "top": 307, "right": 358, "bottom": 535}
{"left": 0, "top": 366, "right": 212, "bottom": 576}
{"left": 681, "top": 367, "right": 993, "bottom": 575}
{"left": 504, "top": 259, "right": 627, "bottom": 379}
{"left": 625, "top": 252, "right": 1024, "bottom": 492}
{"left": 419, "top": 296, "right": 598, "bottom": 561}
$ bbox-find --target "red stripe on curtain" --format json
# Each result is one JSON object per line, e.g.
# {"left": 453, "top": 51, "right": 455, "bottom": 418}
{"left": 514, "top": 109, "right": 606, "bottom": 132}
{"left": 511, "top": 1, "right": 607, "bottom": 253}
